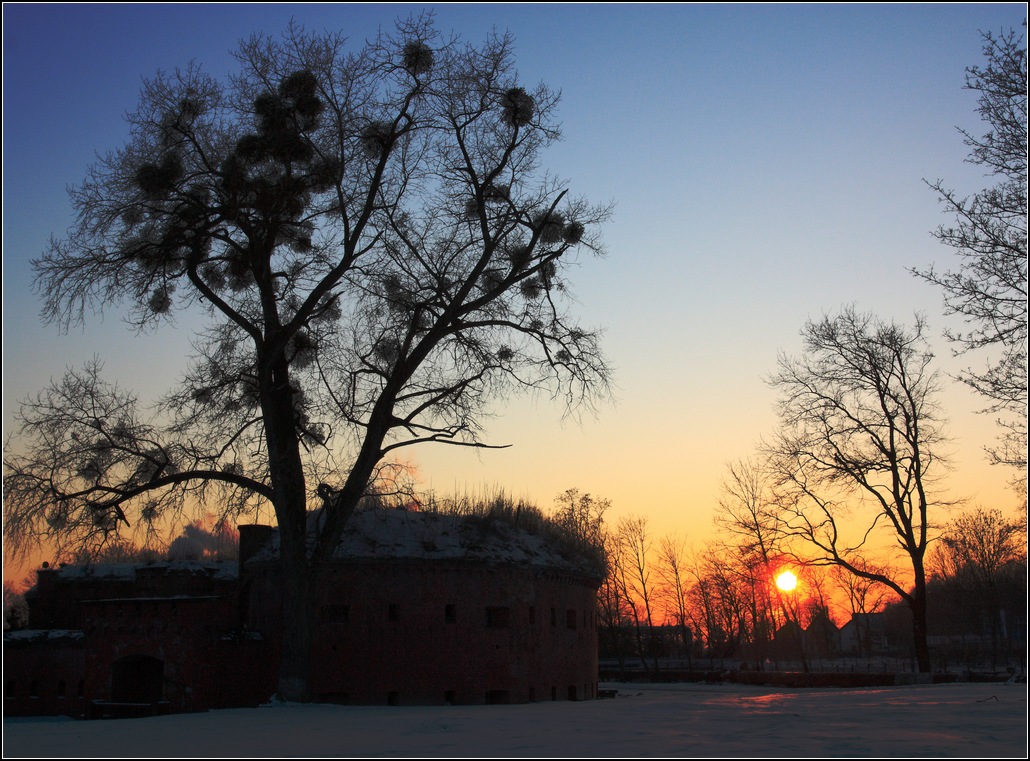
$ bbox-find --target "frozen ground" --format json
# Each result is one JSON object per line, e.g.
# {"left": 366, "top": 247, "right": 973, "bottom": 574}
{"left": 3, "top": 681, "right": 1027, "bottom": 758}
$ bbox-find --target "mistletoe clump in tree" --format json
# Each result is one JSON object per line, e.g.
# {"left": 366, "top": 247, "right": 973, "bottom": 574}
{"left": 3, "top": 18, "right": 612, "bottom": 701}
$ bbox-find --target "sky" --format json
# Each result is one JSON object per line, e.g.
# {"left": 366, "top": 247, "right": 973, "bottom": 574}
{"left": 2, "top": 3, "right": 1027, "bottom": 581}
{"left": 3, "top": 681, "right": 1027, "bottom": 758}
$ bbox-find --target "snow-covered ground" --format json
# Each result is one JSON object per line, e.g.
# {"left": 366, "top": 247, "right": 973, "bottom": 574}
{"left": 4, "top": 681, "right": 1026, "bottom": 758}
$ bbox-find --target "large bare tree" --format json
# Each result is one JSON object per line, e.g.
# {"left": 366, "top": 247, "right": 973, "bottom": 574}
{"left": 765, "top": 307, "right": 948, "bottom": 672}
{"left": 3, "top": 18, "right": 612, "bottom": 701}
{"left": 913, "top": 26, "right": 1027, "bottom": 478}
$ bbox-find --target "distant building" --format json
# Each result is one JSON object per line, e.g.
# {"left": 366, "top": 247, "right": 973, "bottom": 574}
{"left": 4, "top": 508, "right": 603, "bottom": 717}
{"left": 803, "top": 612, "right": 841, "bottom": 658}
{"left": 839, "top": 612, "right": 898, "bottom": 657}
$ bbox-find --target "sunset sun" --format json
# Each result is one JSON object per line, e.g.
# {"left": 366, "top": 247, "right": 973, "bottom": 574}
{"left": 775, "top": 570, "right": 798, "bottom": 592}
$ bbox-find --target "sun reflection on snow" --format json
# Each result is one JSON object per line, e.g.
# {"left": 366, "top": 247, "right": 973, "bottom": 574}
{"left": 709, "top": 692, "right": 796, "bottom": 714}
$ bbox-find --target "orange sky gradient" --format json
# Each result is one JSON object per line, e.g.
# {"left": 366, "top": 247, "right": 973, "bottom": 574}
{"left": 3, "top": 5, "right": 1025, "bottom": 607}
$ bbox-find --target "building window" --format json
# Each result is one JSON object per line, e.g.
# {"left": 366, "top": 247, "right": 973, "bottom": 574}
{"left": 485, "top": 690, "right": 510, "bottom": 705}
{"left": 566, "top": 609, "right": 577, "bottom": 629}
{"left": 319, "top": 692, "right": 350, "bottom": 705}
{"left": 550, "top": 607, "right": 557, "bottom": 627}
{"left": 388, "top": 604, "right": 399, "bottom": 622}
{"left": 529, "top": 606, "right": 536, "bottom": 625}
{"left": 486, "top": 606, "right": 510, "bottom": 629}
{"left": 324, "top": 604, "right": 349, "bottom": 624}
{"left": 445, "top": 604, "right": 456, "bottom": 624}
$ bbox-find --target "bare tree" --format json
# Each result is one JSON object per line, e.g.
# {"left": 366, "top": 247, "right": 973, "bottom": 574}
{"left": 655, "top": 535, "right": 693, "bottom": 664}
{"left": 714, "top": 456, "right": 786, "bottom": 667}
{"left": 683, "top": 552, "right": 720, "bottom": 659}
{"left": 685, "top": 544, "right": 754, "bottom": 661}
{"left": 551, "top": 487, "right": 609, "bottom": 564}
{"left": 930, "top": 507, "right": 1026, "bottom": 666}
{"left": 765, "top": 306, "right": 948, "bottom": 672}
{"left": 3, "top": 582, "right": 29, "bottom": 632}
{"left": 913, "top": 26, "right": 1028, "bottom": 478}
{"left": 2, "top": 18, "right": 612, "bottom": 701}
{"left": 596, "top": 527, "right": 633, "bottom": 677}
{"left": 615, "top": 516, "right": 660, "bottom": 676}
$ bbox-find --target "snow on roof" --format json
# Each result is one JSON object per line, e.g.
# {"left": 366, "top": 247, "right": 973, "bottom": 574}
{"left": 250, "top": 508, "right": 602, "bottom": 577}
{"left": 46, "top": 560, "right": 238, "bottom": 582}
{"left": 3, "top": 629, "right": 85, "bottom": 643}
{"left": 83, "top": 595, "right": 224, "bottom": 604}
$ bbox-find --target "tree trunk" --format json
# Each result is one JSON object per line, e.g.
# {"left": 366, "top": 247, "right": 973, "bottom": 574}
{"left": 261, "top": 358, "right": 319, "bottom": 702}
{"left": 909, "top": 582, "right": 932, "bottom": 673}
{"left": 277, "top": 547, "right": 315, "bottom": 702}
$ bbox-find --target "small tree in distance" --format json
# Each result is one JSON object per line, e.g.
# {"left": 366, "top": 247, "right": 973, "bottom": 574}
{"left": 929, "top": 507, "right": 1026, "bottom": 667}
{"left": 3, "top": 17, "right": 612, "bottom": 701}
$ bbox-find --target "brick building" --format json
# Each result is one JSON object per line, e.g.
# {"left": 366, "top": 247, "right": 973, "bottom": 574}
{"left": 4, "top": 507, "right": 602, "bottom": 717}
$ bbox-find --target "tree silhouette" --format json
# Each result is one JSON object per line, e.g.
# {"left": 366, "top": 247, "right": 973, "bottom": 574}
{"left": 929, "top": 507, "right": 1026, "bottom": 667}
{"left": 765, "top": 307, "right": 948, "bottom": 672}
{"left": 3, "top": 18, "right": 612, "bottom": 701}
{"left": 914, "top": 26, "right": 1027, "bottom": 479}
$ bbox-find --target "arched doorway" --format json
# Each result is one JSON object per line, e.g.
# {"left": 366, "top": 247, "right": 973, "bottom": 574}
{"left": 111, "top": 655, "right": 164, "bottom": 704}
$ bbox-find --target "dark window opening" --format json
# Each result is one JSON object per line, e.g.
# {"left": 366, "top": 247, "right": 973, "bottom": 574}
{"left": 111, "top": 655, "right": 164, "bottom": 704}
{"left": 486, "top": 606, "right": 510, "bottom": 628}
{"left": 319, "top": 692, "right": 350, "bottom": 705}
{"left": 324, "top": 604, "right": 349, "bottom": 624}
{"left": 528, "top": 606, "right": 536, "bottom": 624}
{"left": 568, "top": 685, "right": 578, "bottom": 701}
{"left": 485, "top": 690, "right": 510, "bottom": 705}
{"left": 445, "top": 604, "right": 456, "bottom": 624}
{"left": 550, "top": 607, "right": 557, "bottom": 627}
{"left": 551, "top": 686, "right": 557, "bottom": 701}
{"left": 388, "top": 604, "right": 399, "bottom": 622}
{"left": 566, "top": 609, "right": 577, "bottom": 629}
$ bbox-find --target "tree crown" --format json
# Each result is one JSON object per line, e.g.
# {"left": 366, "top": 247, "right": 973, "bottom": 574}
{"left": 6, "top": 17, "right": 612, "bottom": 563}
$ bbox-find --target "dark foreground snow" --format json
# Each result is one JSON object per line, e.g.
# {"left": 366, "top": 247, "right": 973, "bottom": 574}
{"left": 4, "top": 682, "right": 1027, "bottom": 758}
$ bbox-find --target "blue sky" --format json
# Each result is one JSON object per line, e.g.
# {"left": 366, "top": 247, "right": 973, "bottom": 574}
{"left": 3, "top": 3, "right": 1026, "bottom": 557}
